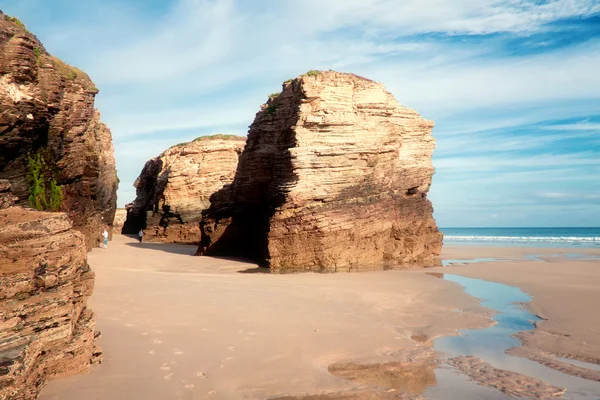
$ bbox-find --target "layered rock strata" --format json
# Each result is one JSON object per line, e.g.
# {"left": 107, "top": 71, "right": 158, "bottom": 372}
{"left": 0, "top": 208, "right": 101, "bottom": 400}
{"left": 122, "top": 135, "right": 245, "bottom": 244}
{"left": 198, "top": 71, "right": 442, "bottom": 272}
{"left": 0, "top": 13, "right": 118, "bottom": 249}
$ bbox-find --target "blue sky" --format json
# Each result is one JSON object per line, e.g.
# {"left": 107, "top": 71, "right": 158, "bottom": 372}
{"left": 2, "top": 0, "right": 599, "bottom": 227}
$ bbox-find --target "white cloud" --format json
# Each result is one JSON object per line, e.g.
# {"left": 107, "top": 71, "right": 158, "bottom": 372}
{"left": 7, "top": 0, "right": 600, "bottom": 221}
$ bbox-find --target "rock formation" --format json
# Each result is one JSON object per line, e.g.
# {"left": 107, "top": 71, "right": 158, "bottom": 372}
{"left": 122, "top": 135, "right": 245, "bottom": 244}
{"left": 0, "top": 208, "right": 101, "bottom": 400}
{"left": 112, "top": 208, "right": 127, "bottom": 233}
{"left": 198, "top": 71, "right": 442, "bottom": 272}
{"left": 0, "top": 13, "right": 118, "bottom": 250}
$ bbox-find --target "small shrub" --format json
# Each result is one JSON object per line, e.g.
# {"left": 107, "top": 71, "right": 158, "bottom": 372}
{"left": 193, "top": 134, "right": 242, "bottom": 142}
{"left": 51, "top": 56, "right": 78, "bottom": 80}
{"left": 27, "top": 149, "right": 63, "bottom": 212}
{"left": 33, "top": 47, "right": 41, "bottom": 66}
{"left": 268, "top": 92, "right": 280, "bottom": 99}
{"left": 283, "top": 79, "right": 293, "bottom": 85}
{"left": 265, "top": 105, "right": 277, "bottom": 115}
{"left": 305, "top": 70, "right": 320, "bottom": 77}
{"left": 7, "top": 16, "right": 26, "bottom": 30}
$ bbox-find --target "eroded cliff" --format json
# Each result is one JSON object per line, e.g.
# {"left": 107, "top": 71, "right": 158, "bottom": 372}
{"left": 0, "top": 208, "right": 101, "bottom": 400}
{"left": 122, "top": 135, "right": 245, "bottom": 243}
{"left": 198, "top": 71, "right": 442, "bottom": 272}
{"left": 0, "top": 13, "right": 118, "bottom": 249}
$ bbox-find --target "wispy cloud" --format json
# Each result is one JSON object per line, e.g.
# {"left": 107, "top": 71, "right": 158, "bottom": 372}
{"left": 3, "top": 0, "right": 599, "bottom": 226}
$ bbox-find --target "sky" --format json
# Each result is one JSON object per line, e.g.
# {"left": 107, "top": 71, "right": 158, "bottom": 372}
{"left": 1, "top": 0, "right": 599, "bottom": 227}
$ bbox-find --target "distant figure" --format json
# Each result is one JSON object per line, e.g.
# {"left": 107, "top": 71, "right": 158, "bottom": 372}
{"left": 102, "top": 229, "right": 109, "bottom": 249}
{"left": 138, "top": 229, "right": 144, "bottom": 244}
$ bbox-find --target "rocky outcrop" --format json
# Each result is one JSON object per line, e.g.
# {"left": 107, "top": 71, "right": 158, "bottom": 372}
{"left": 0, "top": 179, "right": 17, "bottom": 209}
{"left": 198, "top": 71, "right": 442, "bottom": 272}
{"left": 0, "top": 207, "right": 101, "bottom": 400}
{"left": 112, "top": 208, "right": 127, "bottom": 233}
{"left": 0, "top": 13, "right": 118, "bottom": 250}
{"left": 122, "top": 135, "right": 245, "bottom": 244}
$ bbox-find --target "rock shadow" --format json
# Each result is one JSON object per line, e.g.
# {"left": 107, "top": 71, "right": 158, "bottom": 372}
{"left": 124, "top": 242, "right": 197, "bottom": 256}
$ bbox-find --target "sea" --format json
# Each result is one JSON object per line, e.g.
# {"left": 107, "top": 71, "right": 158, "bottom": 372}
{"left": 441, "top": 227, "right": 600, "bottom": 248}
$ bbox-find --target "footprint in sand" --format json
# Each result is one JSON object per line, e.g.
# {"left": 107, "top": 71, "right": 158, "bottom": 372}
{"left": 152, "top": 338, "right": 162, "bottom": 344}
{"left": 152, "top": 329, "right": 163, "bottom": 334}
{"left": 148, "top": 349, "right": 156, "bottom": 355}
{"left": 228, "top": 346, "right": 235, "bottom": 352}
{"left": 141, "top": 332, "right": 148, "bottom": 336}
{"left": 164, "top": 373, "right": 174, "bottom": 380}
{"left": 207, "top": 391, "right": 216, "bottom": 396}
{"left": 161, "top": 365, "right": 171, "bottom": 371}
{"left": 173, "top": 349, "right": 183, "bottom": 355}
{"left": 223, "top": 357, "right": 234, "bottom": 362}
{"left": 196, "top": 372, "right": 207, "bottom": 379}
{"left": 185, "top": 384, "right": 194, "bottom": 389}
{"left": 125, "top": 323, "right": 135, "bottom": 327}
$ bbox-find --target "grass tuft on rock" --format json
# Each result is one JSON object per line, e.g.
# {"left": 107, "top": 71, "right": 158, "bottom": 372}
{"left": 7, "top": 16, "right": 26, "bottom": 30}
{"left": 27, "top": 149, "right": 63, "bottom": 212}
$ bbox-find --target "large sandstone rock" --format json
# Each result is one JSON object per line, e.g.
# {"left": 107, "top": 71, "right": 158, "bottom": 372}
{"left": 198, "top": 71, "right": 442, "bottom": 272}
{"left": 0, "top": 208, "right": 101, "bottom": 400}
{"left": 122, "top": 135, "right": 245, "bottom": 244}
{"left": 0, "top": 13, "right": 118, "bottom": 250}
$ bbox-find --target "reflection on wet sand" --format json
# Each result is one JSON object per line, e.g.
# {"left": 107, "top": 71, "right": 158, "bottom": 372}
{"left": 328, "top": 360, "right": 437, "bottom": 395}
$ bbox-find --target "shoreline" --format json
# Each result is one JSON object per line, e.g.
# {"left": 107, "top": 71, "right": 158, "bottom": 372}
{"left": 432, "top": 244, "right": 600, "bottom": 387}
{"left": 38, "top": 238, "right": 600, "bottom": 399}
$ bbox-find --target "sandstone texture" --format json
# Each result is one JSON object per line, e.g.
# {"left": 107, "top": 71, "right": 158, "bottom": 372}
{"left": 198, "top": 71, "right": 442, "bottom": 272}
{"left": 0, "top": 207, "right": 101, "bottom": 400}
{"left": 0, "top": 13, "right": 118, "bottom": 249}
{"left": 111, "top": 208, "right": 127, "bottom": 233}
{"left": 122, "top": 135, "right": 245, "bottom": 244}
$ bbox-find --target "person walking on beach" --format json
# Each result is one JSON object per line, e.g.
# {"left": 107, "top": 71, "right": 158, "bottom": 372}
{"left": 102, "top": 229, "right": 109, "bottom": 249}
{"left": 138, "top": 229, "right": 144, "bottom": 244}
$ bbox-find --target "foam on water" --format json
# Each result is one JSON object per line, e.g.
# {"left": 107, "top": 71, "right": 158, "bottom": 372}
{"left": 441, "top": 227, "right": 600, "bottom": 248}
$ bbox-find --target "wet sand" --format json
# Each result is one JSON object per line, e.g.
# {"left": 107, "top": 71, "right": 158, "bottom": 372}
{"left": 434, "top": 245, "right": 600, "bottom": 364}
{"left": 39, "top": 236, "right": 491, "bottom": 400}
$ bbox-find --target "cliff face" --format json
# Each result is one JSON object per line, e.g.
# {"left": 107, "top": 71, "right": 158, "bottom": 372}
{"left": 198, "top": 71, "right": 442, "bottom": 272}
{"left": 0, "top": 208, "right": 101, "bottom": 400}
{"left": 0, "top": 13, "right": 118, "bottom": 249}
{"left": 122, "top": 135, "right": 245, "bottom": 244}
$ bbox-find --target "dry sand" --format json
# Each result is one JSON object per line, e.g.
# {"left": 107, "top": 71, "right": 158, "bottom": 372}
{"left": 39, "top": 236, "right": 491, "bottom": 400}
{"left": 434, "top": 245, "right": 600, "bottom": 363}
{"left": 38, "top": 239, "right": 600, "bottom": 399}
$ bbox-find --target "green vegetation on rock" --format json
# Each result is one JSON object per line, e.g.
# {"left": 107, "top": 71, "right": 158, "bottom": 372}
{"left": 265, "top": 105, "right": 277, "bottom": 115}
{"left": 7, "top": 16, "right": 26, "bottom": 30}
{"left": 33, "top": 47, "right": 41, "bottom": 66}
{"left": 193, "top": 134, "right": 243, "bottom": 142}
{"left": 51, "top": 56, "right": 78, "bottom": 80}
{"left": 304, "top": 70, "right": 320, "bottom": 77}
{"left": 268, "top": 92, "right": 280, "bottom": 99}
{"left": 27, "top": 150, "right": 63, "bottom": 212}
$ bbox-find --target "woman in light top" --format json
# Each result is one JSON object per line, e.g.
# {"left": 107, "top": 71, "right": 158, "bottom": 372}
{"left": 102, "top": 229, "right": 109, "bottom": 249}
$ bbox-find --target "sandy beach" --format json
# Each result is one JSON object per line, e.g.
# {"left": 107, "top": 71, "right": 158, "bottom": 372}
{"left": 38, "top": 237, "right": 600, "bottom": 399}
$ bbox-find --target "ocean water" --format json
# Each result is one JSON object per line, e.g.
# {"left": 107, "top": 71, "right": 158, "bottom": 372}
{"left": 441, "top": 227, "right": 600, "bottom": 248}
